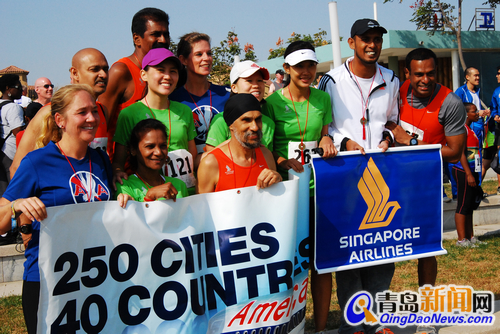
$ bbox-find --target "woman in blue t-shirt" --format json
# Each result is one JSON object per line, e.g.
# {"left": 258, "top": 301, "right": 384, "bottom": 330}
{"left": 0, "top": 84, "right": 130, "bottom": 334}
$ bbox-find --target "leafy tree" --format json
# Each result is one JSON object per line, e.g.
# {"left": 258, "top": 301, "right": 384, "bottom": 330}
{"left": 244, "top": 43, "right": 257, "bottom": 61}
{"left": 211, "top": 30, "right": 242, "bottom": 85}
{"left": 268, "top": 29, "right": 333, "bottom": 60}
{"left": 384, "top": 0, "right": 500, "bottom": 71}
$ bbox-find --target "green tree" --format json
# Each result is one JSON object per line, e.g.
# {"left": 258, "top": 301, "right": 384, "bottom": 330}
{"left": 243, "top": 43, "right": 257, "bottom": 61}
{"left": 384, "top": 0, "right": 500, "bottom": 71}
{"left": 267, "top": 29, "right": 333, "bottom": 60}
{"left": 211, "top": 30, "right": 242, "bottom": 85}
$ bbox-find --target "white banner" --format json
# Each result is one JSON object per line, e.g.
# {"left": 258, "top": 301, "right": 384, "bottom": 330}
{"left": 38, "top": 180, "right": 307, "bottom": 334}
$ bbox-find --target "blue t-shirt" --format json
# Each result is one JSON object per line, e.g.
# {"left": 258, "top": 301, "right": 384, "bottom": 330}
{"left": 170, "top": 84, "right": 230, "bottom": 153}
{"left": 3, "top": 141, "right": 113, "bottom": 281}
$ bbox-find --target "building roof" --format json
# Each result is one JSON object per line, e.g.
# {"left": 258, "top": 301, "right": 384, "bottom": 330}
{"left": 0, "top": 65, "right": 29, "bottom": 75}
{"left": 258, "top": 30, "right": 500, "bottom": 77}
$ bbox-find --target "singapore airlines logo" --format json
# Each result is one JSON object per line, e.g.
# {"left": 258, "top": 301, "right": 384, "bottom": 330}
{"left": 357, "top": 158, "right": 400, "bottom": 230}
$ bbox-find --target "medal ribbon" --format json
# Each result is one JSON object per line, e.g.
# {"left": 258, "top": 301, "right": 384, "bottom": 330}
{"left": 57, "top": 142, "right": 92, "bottom": 202}
{"left": 288, "top": 86, "right": 310, "bottom": 165}
{"left": 350, "top": 61, "right": 376, "bottom": 140}
{"left": 144, "top": 97, "right": 172, "bottom": 169}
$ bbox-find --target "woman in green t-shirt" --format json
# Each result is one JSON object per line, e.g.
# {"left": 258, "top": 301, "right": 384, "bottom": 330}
{"left": 113, "top": 48, "right": 198, "bottom": 194}
{"left": 205, "top": 60, "right": 275, "bottom": 152}
{"left": 263, "top": 41, "right": 337, "bottom": 178}
{"left": 116, "top": 119, "right": 188, "bottom": 202}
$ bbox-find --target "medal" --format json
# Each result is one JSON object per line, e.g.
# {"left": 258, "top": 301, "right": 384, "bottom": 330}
{"left": 288, "top": 86, "right": 310, "bottom": 165}
{"left": 360, "top": 117, "right": 367, "bottom": 125}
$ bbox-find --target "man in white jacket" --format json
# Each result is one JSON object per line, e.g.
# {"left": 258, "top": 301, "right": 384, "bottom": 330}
{"left": 316, "top": 19, "right": 399, "bottom": 334}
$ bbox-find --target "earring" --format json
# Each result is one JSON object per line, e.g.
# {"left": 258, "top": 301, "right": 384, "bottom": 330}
{"left": 7, "top": 93, "right": 11, "bottom": 97}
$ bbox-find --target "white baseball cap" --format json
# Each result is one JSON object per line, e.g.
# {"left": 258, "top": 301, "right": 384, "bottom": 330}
{"left": 230, "top": 60, "right": 270, "bottom": 84}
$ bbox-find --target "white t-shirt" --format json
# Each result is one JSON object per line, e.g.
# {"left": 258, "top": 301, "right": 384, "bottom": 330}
{"left": 471, "top": 93, "right": 481, "bottom": 111}
{"left": 0, "top": 100, "right": 24, "bottom": 159}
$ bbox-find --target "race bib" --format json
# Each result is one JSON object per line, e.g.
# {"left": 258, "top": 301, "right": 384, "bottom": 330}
{"left": 288, "top": 141, "right": 317, "bottom": 165}
{"left": 164, "top": 149, "right": 196, "bottom": 188}
{"left": 400, "top": 120, "right": 424, "bottom": 141}
{"left": 475, "top": 154, "right": 481, "bottom": 172}
{"left": 89, "top": 137, "right": 108, "bottom": 152}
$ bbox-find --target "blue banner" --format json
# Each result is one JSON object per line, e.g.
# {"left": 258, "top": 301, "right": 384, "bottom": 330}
{"left": 312, "top": 145, "right": 447, "bottom": 273}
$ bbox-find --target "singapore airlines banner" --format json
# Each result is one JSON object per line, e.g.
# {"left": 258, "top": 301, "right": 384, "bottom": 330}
{"left": 312, "top": 145, "right": 447, "bottom": 274}
{"left": 37, "top": 179, "right": 310, "bottom": 334}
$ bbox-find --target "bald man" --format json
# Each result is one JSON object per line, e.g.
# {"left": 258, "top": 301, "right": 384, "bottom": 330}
{"left": 10, "top": 48, "right": 109, "bottom": 177}
{"left": 99, "top": 8, "right": 170, "bottom": 159}
{"left": 25, "top": 77, "right": 54, "bottom": 119}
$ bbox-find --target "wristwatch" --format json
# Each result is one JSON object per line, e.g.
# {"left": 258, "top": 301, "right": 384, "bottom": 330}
{"left": 323, "top": 133, "right": 334, "bottom": 142}
{"left": 409, "top": 137, "right": 418, "bottom": 146}
{"left": 19, "top": 224, "right": 33, "bottom": 235}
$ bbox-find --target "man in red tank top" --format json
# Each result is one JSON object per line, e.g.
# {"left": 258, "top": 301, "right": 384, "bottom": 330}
{"left": 99, "top": 8, "right": 170, "bottom": 159}
{"left": 10, "top": 48, "right": 111, "bottom": 177}
{"left": 198, "top": 94, "right": 281, "bottom": 193}
{"left": 386, "top": 48, "right": 466, "bottom": 289}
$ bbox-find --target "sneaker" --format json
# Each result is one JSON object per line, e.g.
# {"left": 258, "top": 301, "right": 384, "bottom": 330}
{"left": 416, "top": 325, "right": 437, "bottom": 334}
{"left": 374, "top": 327, "right": 394, "bottom": 334}
{"left": 470, "top": 236, "right": 487, "bottom": 245}
{"left": 443, "top": 196, "right": 452, "bottom": 203}
{"left": 456, "top": 238, "right": 478, "bottom": 248}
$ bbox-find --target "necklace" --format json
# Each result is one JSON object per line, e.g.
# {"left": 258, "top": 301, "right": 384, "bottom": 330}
{"left": 136, "top": 172, "right": 164, "bottom": 190}
{"left": 288, "top": 85, "right": 310, "bottom": 165}
{"left": 227, "top": 143, "right": 254, "bottom": 189}
{"left": 132, "top": 53, "right": 141, "bottom": 68}
{"left": 349, "top": 61, "right": 376, "bottom": 140}
{"left": 144, "top": 97, "right": 172, "bottom": 165}
{"left": 56, "top": 142, "right": 92, "bottom": 203}
{"left": 410, "top": 86, "right": 435, "bottom": 139}
{"left": 186, "top": 83, "right": 212, "bottom": 130}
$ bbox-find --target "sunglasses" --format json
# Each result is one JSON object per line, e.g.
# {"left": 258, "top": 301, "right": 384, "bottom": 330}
{"left": 43, "top": 84, "right": 54, "bottom": 89}
{"left": 11, "top": 85, "right": 22, "bottom": 90}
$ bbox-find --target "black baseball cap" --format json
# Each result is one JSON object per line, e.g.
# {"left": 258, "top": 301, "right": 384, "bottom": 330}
{"left": 351, "top": 19, "right": 387, "bottom": 38}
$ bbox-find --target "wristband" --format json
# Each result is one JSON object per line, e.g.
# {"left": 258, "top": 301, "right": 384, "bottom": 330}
{"left": 11, "top": 201, "right": 17, "bottom": 230}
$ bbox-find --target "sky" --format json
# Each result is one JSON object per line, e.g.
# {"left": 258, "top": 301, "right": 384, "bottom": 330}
{"left": 1, "top": 0, "right": 491, "bottom": 87}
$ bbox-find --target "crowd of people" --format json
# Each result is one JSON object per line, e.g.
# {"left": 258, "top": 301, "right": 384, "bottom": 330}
{"left": 0, "top": 6, "right": 495, "bottom": 334}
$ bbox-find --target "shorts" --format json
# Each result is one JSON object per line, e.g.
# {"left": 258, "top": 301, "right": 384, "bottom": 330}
{"left": 453, "top": 167, "right": 480, "bottom": 215}
{"left": 482, "top": 145, "right": 497, "bottom": 160}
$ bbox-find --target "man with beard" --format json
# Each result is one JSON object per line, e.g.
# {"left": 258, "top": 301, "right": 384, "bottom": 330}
{"left": 10, "top": 48, "right": 109, "bottom": 176}
{"left": 99, "top": 7, "right": 170, "bottom": 159}
{"left": 197, "top": 94, "right": 281, "bottom": 193}
{"left": 316, "top": 19, "right": 399, "bottom": 334}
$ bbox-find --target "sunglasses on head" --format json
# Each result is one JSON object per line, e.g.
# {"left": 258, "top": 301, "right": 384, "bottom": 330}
{"left": 43, "top": 84, "right": 54, "bottom": 89}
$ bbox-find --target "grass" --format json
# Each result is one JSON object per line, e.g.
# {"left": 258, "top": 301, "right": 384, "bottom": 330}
{"left": 0, "top": 295, "right": 25, "bottom": 334}
{"left": 2, "top": 235, "right": 499, "bottom": 334}
{"left": 304, "top": 234, "right": 500, "bottom": 332}
{"left": 444, "top": 179, "right": 499, "bottom": 198}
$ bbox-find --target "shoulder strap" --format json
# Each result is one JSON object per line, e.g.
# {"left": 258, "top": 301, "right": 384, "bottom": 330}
{"left": 0, "top": 101, "right": 15, "bottom": 140}
{"left": 0, "top": 100, "right": 13, "bottom": 109}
